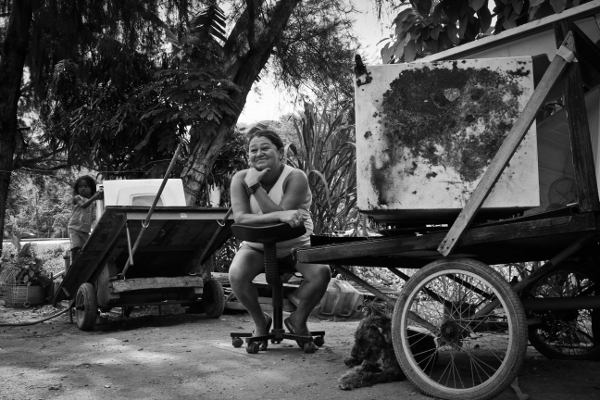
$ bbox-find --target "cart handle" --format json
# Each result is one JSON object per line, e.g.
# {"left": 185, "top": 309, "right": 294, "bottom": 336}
{"left": 217, "top": 208, "right": 232, "bottom": 227}
{"left": 121, "top": 143, "right": 183, "bottom": 279}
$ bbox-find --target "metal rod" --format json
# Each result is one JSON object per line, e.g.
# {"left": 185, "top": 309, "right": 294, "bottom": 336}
{"left": 334, "top": 264, "right": 396, "bottom": 307}
{"left": 512, "top": 233, "right": 598, "bottom": 292}
{"left": 125, "top": 222, "right": 134, "bottom": 267}
{"left": 121, "top": 143, "right": 183, "bottom": 279}
{"left": 471, "top": 233, "right": 598, "bottom": 320}
{"left": 197, "top": 208, "right": 232, "bottom": 265}
{"left": 522, "top": 296, "right": 600, "bottom": 311}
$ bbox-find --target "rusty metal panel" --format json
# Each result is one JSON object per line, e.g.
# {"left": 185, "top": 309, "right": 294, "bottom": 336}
{"left": 355, "top": 57, "right": 539, "bottom": 223}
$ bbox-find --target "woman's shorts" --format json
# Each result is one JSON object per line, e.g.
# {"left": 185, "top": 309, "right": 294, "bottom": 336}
{"left": 240, "top": 242, "right": 309, "bottom": 271}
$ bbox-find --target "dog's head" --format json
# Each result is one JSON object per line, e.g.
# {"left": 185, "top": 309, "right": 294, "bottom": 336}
{"left": 349, "top": 315, "right": 392, "bottom": 362}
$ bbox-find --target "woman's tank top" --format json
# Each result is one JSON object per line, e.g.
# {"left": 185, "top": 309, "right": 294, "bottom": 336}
{"left": 246, "top": 165, "right": 313, "bottom": 256}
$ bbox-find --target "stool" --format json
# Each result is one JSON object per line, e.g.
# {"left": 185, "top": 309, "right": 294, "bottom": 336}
{"left": 229, "top": 222, "right": 325, "bottom": 354}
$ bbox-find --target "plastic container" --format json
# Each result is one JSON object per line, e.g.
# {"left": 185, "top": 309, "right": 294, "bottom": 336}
{"left": 287, "top": 278, "right": 364, "bottom": 320}
{"left": 6, "top": 285, "right": 45, "bottom": 307}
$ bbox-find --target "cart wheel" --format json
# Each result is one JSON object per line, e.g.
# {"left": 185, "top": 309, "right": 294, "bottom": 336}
{"left": 246, "top": 341, "right": 260, "bottom": 354}
{"left": 314, "top": 336, "right": 325, "bottom": 347}
{"left": 392, "top": 259, "right": 527, "bottom": 400}
{"left": 232, "top": 337, "right": 244, "bottom": 348}
{"left": 523, "top": 262, "right": 600, "bottom": 360}
{"left": 76, "top": 283, "right": 98, "bottom": 331}
{"left": 201, "top": 278, "right": 225, "bottom": 318}
{"left": 303, "top": 341, "right": 317, "bottom": 354}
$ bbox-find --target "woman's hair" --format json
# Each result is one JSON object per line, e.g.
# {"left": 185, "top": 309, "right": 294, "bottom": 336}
{"left": 73, "top": 175, "right": 97, "bottom": 196}
{"left": 248, "top": 129, "right": 284, "bottom": 150}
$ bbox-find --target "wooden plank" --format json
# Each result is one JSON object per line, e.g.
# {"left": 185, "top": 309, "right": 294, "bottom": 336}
{"left": 555, "top": 23, "right": 600, "bottom": 213}
{"left": 297, "top": 212, "right": 597, "bottom": 264}
{"left": 569, "top": 23, "right": 600, "bottom": 88}
{"left": 53, "top": 209, "right": 128, "bottom": 304}
{"left": 110, "top": 276, "right": 203, "bottom": 293}
{"left": 437, "top": 32, "right": 576, "bottom": 257}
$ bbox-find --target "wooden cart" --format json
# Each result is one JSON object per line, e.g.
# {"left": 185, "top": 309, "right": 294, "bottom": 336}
{"left": 53, "top": 206, "right": 232, "bottom": 331}
{"left": 298, "top": 9, "right": 600, "bottom": 400}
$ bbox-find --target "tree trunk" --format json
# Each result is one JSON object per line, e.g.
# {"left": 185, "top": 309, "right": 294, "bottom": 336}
{"left": 181, "top": 0, "right": 301, "bottom": 206}
{"left": 0, "top": 1, "right": 33, "bottom": 250}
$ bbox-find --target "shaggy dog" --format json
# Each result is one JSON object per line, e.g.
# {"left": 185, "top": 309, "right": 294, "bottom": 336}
{"left": 338, "top": 314, "right": 437, "bottom": 390}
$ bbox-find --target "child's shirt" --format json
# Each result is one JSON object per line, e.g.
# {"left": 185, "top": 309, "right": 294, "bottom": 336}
{"left": 68, "top": 197, "right": 95, "bottom": 233}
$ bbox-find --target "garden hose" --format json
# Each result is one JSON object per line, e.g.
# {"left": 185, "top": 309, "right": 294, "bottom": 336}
{"left": 0, "top": 306, "right": 70, "bottom": 327}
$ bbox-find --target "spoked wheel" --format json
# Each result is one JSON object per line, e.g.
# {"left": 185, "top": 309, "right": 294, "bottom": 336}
{"left": 392, "top": 259, "right": 527, "bottom": 400}
{"left": 76, "top": 282, "right": 98, "bottom": 331}
{"left": 523, "top": 263, "right": 600, "bottom": 360}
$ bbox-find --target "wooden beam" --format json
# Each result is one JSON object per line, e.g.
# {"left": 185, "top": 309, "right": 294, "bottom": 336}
{"left": 569, "top": 22, "right": 600, "bottom": 88}
{"left": 437, "top": 32, "right": 576, "bottom": 257}
{"left": 53, "top": 209, "right": 128, "bottom": 304}
{"left": 109, "top": 276, "right": 203, "bottom": 293}
{"left": 555, "top": 23, "right": 600, "bottom": 213}
{"left": 298, "top": 212, "right": 596, "bottom": 264}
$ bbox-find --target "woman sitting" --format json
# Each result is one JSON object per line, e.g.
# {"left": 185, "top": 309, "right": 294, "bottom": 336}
{"left": 228, "top": 129, "right": 331, "bottom": 347}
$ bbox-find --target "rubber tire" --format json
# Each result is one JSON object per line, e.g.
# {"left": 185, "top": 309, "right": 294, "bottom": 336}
{"left": 247, "top": 341, "right": 260, "bottom": 354}
{"left": 201, "top": 278, "right": 225, "bottom": 318}
{"left": 314, "top": 336, "right": 325, "bottom": 347}
{"left": 76, "top": 283, "right": 98, "bottom": 331}
{"left": 524, "top": 263, "right": 600, "bottom": 360}
{"left": 303, "top": 341, "right": 317, "bottom": 354}
{"left": 232, "top": 337, "right": 244, "bottom": 348}
{"left": 392, "top": 259, "right": 528, "bottom": 400}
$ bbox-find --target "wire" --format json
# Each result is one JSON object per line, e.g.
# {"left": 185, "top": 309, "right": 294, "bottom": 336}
{"left": 0, "top": 306, "right": 70, "bottom": 327}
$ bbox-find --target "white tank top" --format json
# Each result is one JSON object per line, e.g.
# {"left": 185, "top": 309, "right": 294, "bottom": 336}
{"left": 246, "top": 165, "right": 313, "bottom": 256}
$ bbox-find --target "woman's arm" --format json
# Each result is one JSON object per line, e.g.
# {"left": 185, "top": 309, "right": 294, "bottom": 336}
{"left": 230, "top": 170, "right": 302, "bottom": 225}
{"left": 252, "top": 169, "right": 308, "bottom": 214}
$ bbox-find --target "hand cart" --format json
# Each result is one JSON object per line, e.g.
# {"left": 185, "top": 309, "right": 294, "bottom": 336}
{"left": 298, "top": 13, "right": 600, "bottom": 400}
{"left": 53, "top": 205, "right": 232, "bottom": 331}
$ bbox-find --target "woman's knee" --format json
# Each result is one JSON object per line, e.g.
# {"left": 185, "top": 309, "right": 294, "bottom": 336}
{"left": 299, "top": 263, "right": 331, "bottom": 283}
{"left": 228, "top": 250, "right": 263, "bottom": 286}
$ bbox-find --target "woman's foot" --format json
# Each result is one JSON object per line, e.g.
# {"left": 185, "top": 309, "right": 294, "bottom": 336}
{"left": 252, "top": 312, "right": 272, "bottom": 351}
{"left": 252, "top": 312, "right": 272, "bottom": 336}
{"left": 284, "top": 313, "right": 311, "bottom": 337}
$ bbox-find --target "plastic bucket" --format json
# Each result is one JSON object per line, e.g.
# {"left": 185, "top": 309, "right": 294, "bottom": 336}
{"left": 287, "top": 278, "right": 364, "bottom": 320}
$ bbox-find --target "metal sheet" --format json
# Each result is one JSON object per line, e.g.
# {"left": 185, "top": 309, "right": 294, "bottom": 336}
{"left": 355, "top": 57, "right": 539, "bottom": 223}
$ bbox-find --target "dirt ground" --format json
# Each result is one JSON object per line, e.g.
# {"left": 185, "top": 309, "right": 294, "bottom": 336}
{"left": 1, "top": 303, "right": 599, "bottom": 400}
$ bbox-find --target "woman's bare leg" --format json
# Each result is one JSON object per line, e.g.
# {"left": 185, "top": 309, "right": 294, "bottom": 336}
{"left": 288, "top": 262, "right": 331, "bottom": 335}
{"left": 228, "top": 249, "right": 270, "bottom": 335}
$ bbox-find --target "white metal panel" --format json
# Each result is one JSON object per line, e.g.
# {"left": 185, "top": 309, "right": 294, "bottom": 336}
{"left": 356, "top": 57, "right": 539, "bottom": 222}
{"left": 101, "top": 179, "right": 186, "bottom": 206}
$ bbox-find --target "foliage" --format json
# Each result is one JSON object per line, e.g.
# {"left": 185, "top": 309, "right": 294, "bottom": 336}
{"left": 271, "top": 0, "right": 358, "bottom": 105}
{"left": 4, "top": 169, "right": 76, "bottom": 239}
{"left": 379, "top": 0, "right": 592, "bottom": 63}
{"left": 195, "top": 128, "right": 248, "bottom": 207}
{"left": 287, "top": 96, "right": 358, "bottom": 234}
{"left": 43, "top": 14, "right": 239, "bottom": 179}
{"left": 1, "top": 0, "right": 363, "bottom": 252}
{"left": 0, "top": 240, "right": 52, "bottom": 288}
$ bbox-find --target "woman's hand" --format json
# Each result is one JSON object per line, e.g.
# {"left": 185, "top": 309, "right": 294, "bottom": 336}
{"left": 279, "top": 210, "right": 305, "bottom": 228}
{"left": 244, "top": 167, "right": 270, "bottom": 187}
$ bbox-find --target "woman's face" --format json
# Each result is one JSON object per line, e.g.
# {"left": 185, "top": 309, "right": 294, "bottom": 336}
{"left": 248, "top": 136, "right": 283, "bottom": 171}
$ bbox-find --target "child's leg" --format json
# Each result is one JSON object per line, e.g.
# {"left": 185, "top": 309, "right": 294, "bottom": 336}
{"left": 70, "top": 247, "right": 81, "bottom": 264}
{"left": 68, "top": 229, "right": 89, "bottom": 265}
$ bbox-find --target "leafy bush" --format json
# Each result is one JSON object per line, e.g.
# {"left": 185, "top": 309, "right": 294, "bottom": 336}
{"left": 1, "top": 241, "right": 52, "bottom": 288}
{"left": 1, "top": 238, "right": 67, "bottom": 288}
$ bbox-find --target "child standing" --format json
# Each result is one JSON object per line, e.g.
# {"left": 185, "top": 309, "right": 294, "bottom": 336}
{"left": 68, "top": 175, "right": 104, "bottom": 264}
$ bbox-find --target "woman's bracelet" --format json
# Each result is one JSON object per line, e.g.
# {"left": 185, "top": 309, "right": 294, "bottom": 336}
{"left": 248, "top": 182, "right": 262, "bottom": 194}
